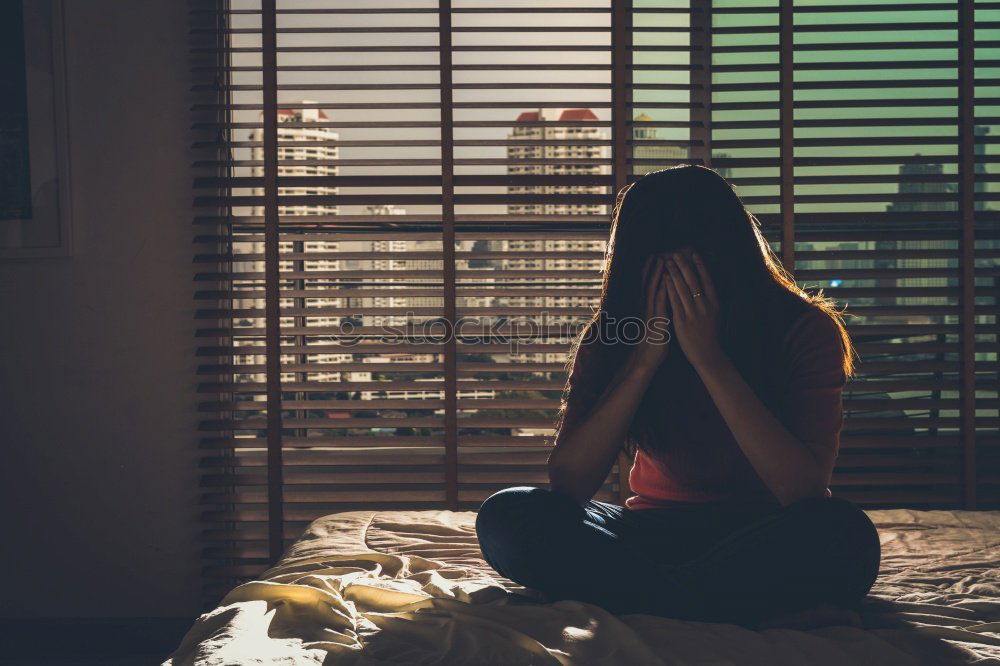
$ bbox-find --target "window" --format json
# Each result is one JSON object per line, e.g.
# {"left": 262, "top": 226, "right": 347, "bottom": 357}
{"left": 192, "top": 0, "right": 998, "bottom": 602}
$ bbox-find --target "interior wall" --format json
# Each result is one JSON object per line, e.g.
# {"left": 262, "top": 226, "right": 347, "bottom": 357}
{"left": 0, "top": 0, "right": 201, "bottom": 618}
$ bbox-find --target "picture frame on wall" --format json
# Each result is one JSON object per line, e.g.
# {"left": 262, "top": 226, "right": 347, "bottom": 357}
{"left": 0, "top": 0, "right": 72, "bottom": 259}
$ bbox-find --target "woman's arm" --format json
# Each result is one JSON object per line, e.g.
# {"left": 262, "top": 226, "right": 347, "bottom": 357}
{"left": 662, "top": 250, "right": 844, "bottom": 507}
{"left": 547, "top": 255, "right": 671, "bottom": 504}
{"left": 548, "top": 352, "right": 658, "bottom": 503}
{"left": 687, "top": 348, "right": 837, "bottom": 506}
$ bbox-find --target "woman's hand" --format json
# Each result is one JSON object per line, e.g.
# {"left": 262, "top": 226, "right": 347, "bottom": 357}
{"left": 549, "top": 253, "right": 670, "bottom": 502}
{"left": 663, "top": 249, "right": 723, "bottom": 369}
{"left": 663, "top": 250, "right": 837, "bottom": 505}
{"left": 628, "top": 254, "right": 671, "bottom": 371}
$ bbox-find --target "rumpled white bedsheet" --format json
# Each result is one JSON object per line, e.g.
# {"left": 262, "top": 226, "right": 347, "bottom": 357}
{"left": 165, "top": 509, "right": 1000, "bottom": 665}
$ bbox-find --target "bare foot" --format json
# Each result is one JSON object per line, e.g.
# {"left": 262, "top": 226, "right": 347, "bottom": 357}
{"left": 756, "top": 603, "right": 863, "bottom": 631}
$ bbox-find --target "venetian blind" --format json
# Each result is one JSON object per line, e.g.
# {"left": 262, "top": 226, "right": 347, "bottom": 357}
{"left": 191, "top": 0, "right": 998, "bottom": 603}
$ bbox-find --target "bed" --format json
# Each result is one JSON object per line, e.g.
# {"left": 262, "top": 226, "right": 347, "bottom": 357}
{"left": 165, "top": 508, "right": 1000, "bottom": 665}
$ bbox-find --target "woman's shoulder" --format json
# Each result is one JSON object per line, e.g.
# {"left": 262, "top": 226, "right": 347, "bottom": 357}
{"left": 566, "top": 334, "right": 605, "bottom": 383}
{"left": 780, "top": 302, "right": 848, "bottom": 379}
{"left": 571, "top": 318, "right": 616, "bottom": 360}
{"left": 783, "top": 303, "right": 840, "bottom": 346}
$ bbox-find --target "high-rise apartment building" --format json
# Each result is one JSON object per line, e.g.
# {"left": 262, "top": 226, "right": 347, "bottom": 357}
{"left": 506, "top": 107, "right": 610, "bottom": 217}
{"left": 234, "top": 103, "right": 342, "bottom": 384}
{"left": 632, "top": 112, "right": 689, "bottom": 176}
{"left": 235, "top": 102, "right": 341, "bottom": 311}
{"left": 249, "top": 104, "right": 339, "bottom": 218}
{"left": 337, "top": 204, "right": 441, "bottom": 328}
{"left": 874, "top": 160, "right": 960, "bottom": 327}
{"left": 498, "top": 108, "right": 611, "bottom": 374}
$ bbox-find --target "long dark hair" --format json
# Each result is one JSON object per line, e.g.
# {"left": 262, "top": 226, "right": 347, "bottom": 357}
{"left": 554, "top": 164, "right": 856, "bottom": 463}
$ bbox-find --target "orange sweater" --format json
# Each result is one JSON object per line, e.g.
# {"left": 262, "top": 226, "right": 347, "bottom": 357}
{"left": 560, "top": 307, "right": 848, "bottom": 509}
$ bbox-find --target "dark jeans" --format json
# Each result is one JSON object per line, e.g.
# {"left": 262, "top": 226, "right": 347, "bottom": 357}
{"left": 475, "top": 486, "right": 881, "bottom": 626}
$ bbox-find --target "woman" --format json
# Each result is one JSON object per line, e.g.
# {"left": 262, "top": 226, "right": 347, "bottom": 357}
{"left": 474, "top": 164, "right": 881, "bottom": 628}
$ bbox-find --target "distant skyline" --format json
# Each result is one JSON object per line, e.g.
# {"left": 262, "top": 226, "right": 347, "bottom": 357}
{"left": 226, "top": 0, "right": 997, "bottom": 218}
